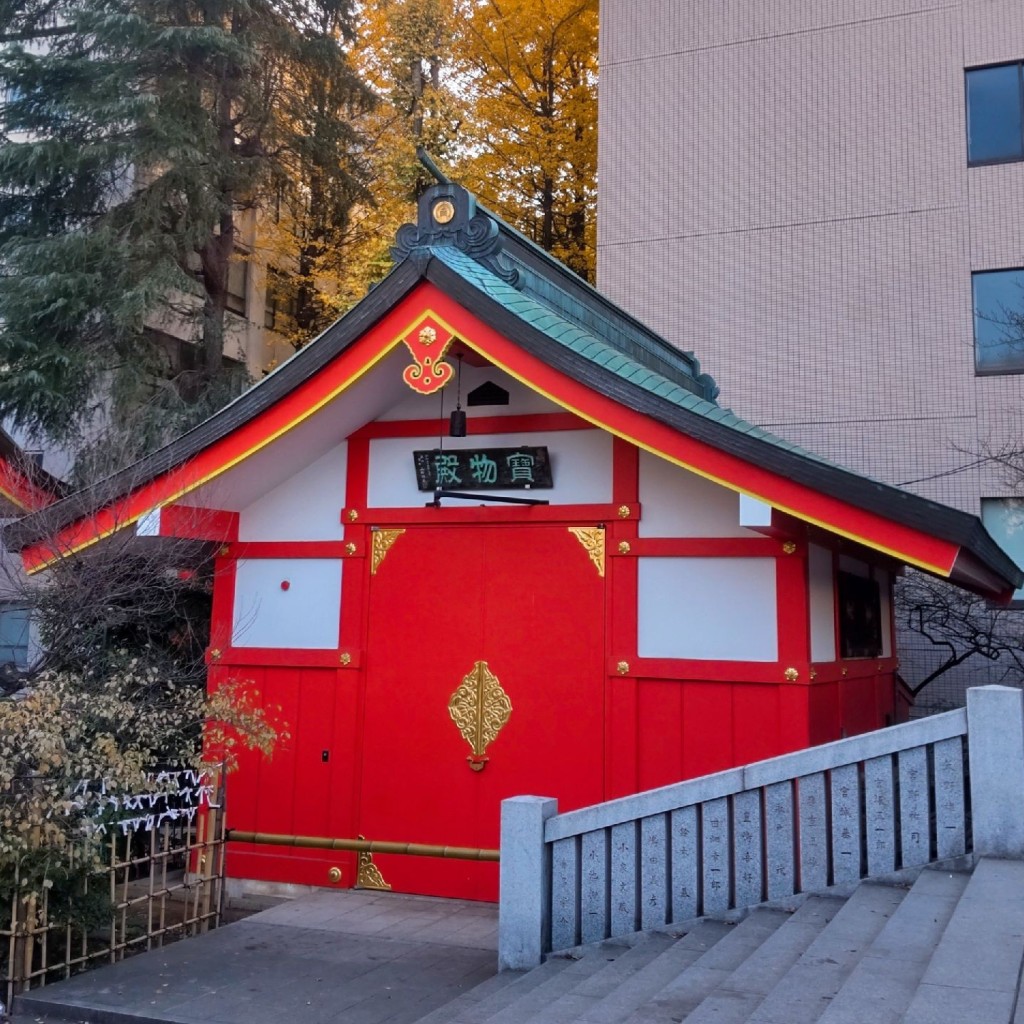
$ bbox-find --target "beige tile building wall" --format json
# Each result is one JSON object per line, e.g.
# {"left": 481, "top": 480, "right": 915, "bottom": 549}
{"left": 598, "top": 0, "right": 1024, "bottom": 514}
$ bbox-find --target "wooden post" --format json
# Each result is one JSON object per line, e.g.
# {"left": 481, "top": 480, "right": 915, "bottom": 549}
{"left": 197, "top": 766, "right": 223, "bottom": 932}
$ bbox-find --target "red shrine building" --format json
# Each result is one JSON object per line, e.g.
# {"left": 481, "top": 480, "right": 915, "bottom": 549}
{"left": 7, "top": 182, "right": 1021, "bottom": 902}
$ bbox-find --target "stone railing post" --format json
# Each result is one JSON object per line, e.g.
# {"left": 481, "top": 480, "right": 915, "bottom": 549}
{"left": 498, "top": 795, "right": 557, "bottom": 971}
{"left": 967, "top": 685, "right": 1024, "bottom": 858}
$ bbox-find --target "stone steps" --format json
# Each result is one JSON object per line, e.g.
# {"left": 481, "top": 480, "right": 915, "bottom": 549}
{"left": 672, "top": 897, "right": 843, "bottom": 1024}
{"left": 408, "top": 859, "right": 1024, "bottom": 1024}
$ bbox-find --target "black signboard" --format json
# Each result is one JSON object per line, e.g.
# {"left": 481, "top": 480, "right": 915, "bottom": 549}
{"left": 413, "top": 446, "right": 553, "bottom": 491}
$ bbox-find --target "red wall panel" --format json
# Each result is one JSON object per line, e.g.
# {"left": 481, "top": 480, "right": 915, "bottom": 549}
{"left": 636, "top": 680, "right": 683, "bottom": 791}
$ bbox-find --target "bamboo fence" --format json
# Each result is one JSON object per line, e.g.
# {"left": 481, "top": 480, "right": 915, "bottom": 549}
{"left": 1, "top": 767, "right": 226, "bottom": 1009}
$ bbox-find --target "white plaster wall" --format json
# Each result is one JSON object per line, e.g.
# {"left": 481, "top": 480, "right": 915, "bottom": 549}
{"left": 367, "top": 430, "right": 612, "bottom": 507}
{"left": 638, "top": 557, "right": 778, "bottom": 661}
{"left": 638, "top": 450, "right": 757, "bottom": 538}
{"left": 232, "top": 558, "right": 342, "bottom": 649}
{"left": 238, "top": 445, "right": 347, "bottom": 541}
{"left": 808, "top": 543, "right": 837, "bottom": 662}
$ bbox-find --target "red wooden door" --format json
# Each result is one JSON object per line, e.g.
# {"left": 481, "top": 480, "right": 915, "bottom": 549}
{"left": 357, "top": 523, "right": 605, "bottom": 900}
{"left": 225, "top": 667, "right": 344, "bottom": 886}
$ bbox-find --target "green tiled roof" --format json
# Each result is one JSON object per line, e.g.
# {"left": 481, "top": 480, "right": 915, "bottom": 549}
{"left": 426, "top": 244, "right": 838, "bottom": 471}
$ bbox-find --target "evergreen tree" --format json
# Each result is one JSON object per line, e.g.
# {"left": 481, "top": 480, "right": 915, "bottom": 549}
{"left": 0, "top": 0, "right": 372, "bottom": 446}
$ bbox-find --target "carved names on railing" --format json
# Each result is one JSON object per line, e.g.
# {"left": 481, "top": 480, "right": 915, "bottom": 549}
{"left": 543, "top": 709, "right": 970, "bottom": 951}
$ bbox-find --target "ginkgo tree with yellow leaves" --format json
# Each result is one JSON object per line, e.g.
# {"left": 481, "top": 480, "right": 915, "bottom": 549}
{"left": 329, "top": 0, "right": 598, "bottom": 304}
{"left": 329, "top": 0, "right": 467, "bottom": 303}
{"left": 458, "top": 0, "right": 598, "bottom": 281}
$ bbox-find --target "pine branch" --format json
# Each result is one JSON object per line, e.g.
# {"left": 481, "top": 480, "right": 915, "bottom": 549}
{"left": 0, "top": 24, "right": 73, "bottom": 41}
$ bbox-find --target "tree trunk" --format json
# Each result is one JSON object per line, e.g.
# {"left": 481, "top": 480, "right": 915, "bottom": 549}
{"left": 199, "top": 211, "right": 233, "bottom": 379}
{"left": 196, "top": 1, "right": 242, "bottom": 381}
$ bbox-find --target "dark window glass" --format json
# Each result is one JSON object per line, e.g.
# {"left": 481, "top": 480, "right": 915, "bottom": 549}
{"left": 981, "top": 499, "right": 1024, "bottom": 602}
{"left": 0, "top": 605, "right": 30, "bottom": 668}
{"left": 836, "top": 572, "right": 882, "bottom": 659}
{"left": 966, "top": 63, "right": 1024, "bottom": 164}
{"left": 973, "top": 269, "right": 1024, "bottom": 373}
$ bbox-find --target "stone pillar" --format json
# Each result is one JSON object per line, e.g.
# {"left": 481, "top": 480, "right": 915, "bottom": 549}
{"left": 967, "top": 685, "right": 1024, "bottom": 858}
{"left": 498, "top": 795, "right": 557, "bottom": 971}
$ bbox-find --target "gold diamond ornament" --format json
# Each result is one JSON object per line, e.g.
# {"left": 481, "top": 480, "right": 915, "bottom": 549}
{"left": 447, "top": 661, "right": 512, "bottom": 771}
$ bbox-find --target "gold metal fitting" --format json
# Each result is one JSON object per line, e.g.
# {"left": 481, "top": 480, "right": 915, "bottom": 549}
{"left": 345, "top": 542, "right": 357, "bottom": 555}
{"left": 339, "top": 652, "right": 352, "bottom": 666}
{"left": 616, "top": 660, "right": 630, "bottom": 676}
{"left": 617, "top": 505, "right": 631, "bottom": 519}
{"left": 328, "top": 867, "right": 342, "bottom": 883}
{"left": 809, "top": 669, "right": 817, "bottom": 681}
{"left": 347, "top": 509, "right": 359, "bottom": 522}
{"left": 617, "top": 541, "right": 631, "bottom": 555}
{"left": 218, "top": 545, "right": 230, "bottom": 557}
{"left": 432, "top": 200, "right": 455, "bottom": 225}
{"left": 784, "top": 667, "right": 799, "bottom": 682}
{"left": 782, "top": 542, "right": 797, "bottom": 555}
{"left": 209, "top": 648, "right": 222, "bottom": 662}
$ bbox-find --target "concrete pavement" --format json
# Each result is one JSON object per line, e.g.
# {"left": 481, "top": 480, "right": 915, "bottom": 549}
{"left": 12, "top": 888, "right": 500, "bottom": 1024}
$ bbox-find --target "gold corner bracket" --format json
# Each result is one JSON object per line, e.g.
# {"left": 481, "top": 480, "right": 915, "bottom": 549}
{"left": 568, "top": 526, "right": 605, "bottom": 578}
{"left": 448, "top": 660, "right": 512, "bottom": 771}
{"left": 355, "top": 836, "right": 392, "bottom": 891}
{"left": 370, "top": 529, "right": 405, "bottom": 575}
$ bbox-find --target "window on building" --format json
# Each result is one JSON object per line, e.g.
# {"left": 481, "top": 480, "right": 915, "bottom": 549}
{"left": 147, "top": 328, "right": 246, "bottom": 402}
{"left": 0, "top": 604, "right": 30, "bottom": 668}
{"left": 966, "top": 62, "right": 1024, "bottom": 165}
{"left": 973, "top": 269, "right": 1024, "bottom": 373}
{"left": 982, "top": 498, "right": 1024, "bottom": 603}
{"left": 226, "top": 252, "right": 249, "bottom": 317}
{"left": 263, "top": 266, "right": 296, "bottom": 330}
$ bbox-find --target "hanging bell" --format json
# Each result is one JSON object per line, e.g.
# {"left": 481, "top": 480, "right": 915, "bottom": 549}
{"left": 449, "top": 408, "right": 467, "bottom": 437}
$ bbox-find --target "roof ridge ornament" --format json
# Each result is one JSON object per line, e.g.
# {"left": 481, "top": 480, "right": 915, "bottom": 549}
{"left": 685, "top": 352, "right": 720, "bottom": 402}
{"left": 391, "top": 182, "right": 521, "bottom": 288}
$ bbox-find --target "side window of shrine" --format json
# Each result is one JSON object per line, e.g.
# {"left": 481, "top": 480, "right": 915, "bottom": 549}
{"left": 837, "top": 569, "right": 883, "bottom": 659}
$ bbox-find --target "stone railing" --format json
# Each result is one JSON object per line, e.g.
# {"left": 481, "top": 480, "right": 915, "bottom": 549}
{"left": 498, "top": 685, "right": 1024, "bottom": 970}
